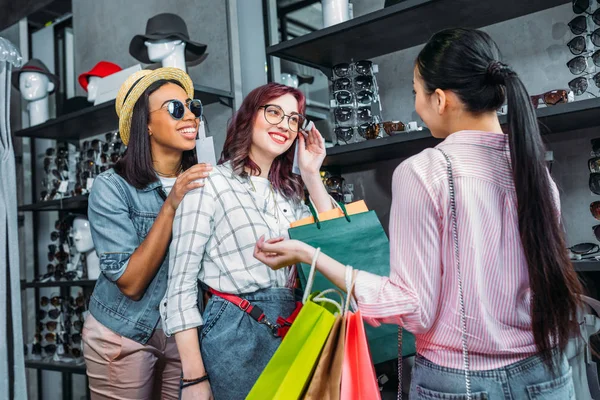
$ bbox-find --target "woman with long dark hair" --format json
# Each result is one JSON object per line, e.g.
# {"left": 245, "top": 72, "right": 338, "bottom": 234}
{"left": 83, "top": 67, "right": 212, "bottom": 399}
{"left": 161, "top": 82, "right": 334, "bottom": 399}
{"left": 254, "top": 28, "right": 582, "bottom": 398}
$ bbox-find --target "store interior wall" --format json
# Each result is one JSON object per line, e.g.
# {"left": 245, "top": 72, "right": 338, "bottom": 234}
{"left": 343, "top": 1, "right": 600, "bottom": 251}
{"left": 72, "top": 0, "right": 234, "bottom": 156}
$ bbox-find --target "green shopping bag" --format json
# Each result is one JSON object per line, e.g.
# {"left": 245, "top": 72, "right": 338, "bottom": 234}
{"left": 247, "top": 249, "right": 344, "bottom": 400}
{"left": 289, "top": 202, "right": 416, "bottom": 364}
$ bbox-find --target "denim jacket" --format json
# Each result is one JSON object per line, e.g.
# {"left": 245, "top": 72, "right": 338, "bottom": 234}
{"left": 87, "top": 169, "right": 168, "bottom": 344}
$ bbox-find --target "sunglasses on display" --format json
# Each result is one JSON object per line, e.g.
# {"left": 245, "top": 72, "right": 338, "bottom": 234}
{"left": 573, "top": 0, "right": 591, "bottom": 15}
{"left": 567, "top": 52, "right": 600, "bottom": 75}
{"left": 569, "top": 74, "right": 600, "bottom": 96}
{"left": 151, "top": 99, "right": 203, "bottom": 121}
{"left": 590, "top": 173, "right": 600, "bottom": 194}
{"left": 334, "top": 90, "right": 353, "bottom": 105}
{"left": 568, "top": 10, "right": 600, "bottom": 35}
{"left": 591, "top": 201, "right": 600, "bottom": 220}
{"left": 334, "top": 106, "right": 354, "bottom": 123}
{"left": 38, "top": 308, "right": 61, "bottom": 320}
{"left": 332, "top": 61, "right": 373, "bottom": 78}
{"left": 105, "top": 131, "right": 120, "bottom": 143}
{"left": 357, "top": 106, "right": 373, "bottom": 122}
{"left": 258, "top": 104, "right": 307, "bottom": 132}
{"left": 32, "top": 343, "right": 57, "bottom": 355}
{"left": 356, "top": 90, "right": 374, "bottom": 105}
{"left": 354, "top": 75, "right": 373, "bottom": 90}
{"left": 333, "top": 77, "right": 352, "bottom": 91}
{"left": 82, "top": 139, "right": 101, "bottom": 152}
{"left": 335, "top": 126, "right": 355, "bottom": 142}
{"left": 529, "top": 90, "right": 570, "bottom": 108}
{"left": 40, "top": 295, "right": 62, "bottom": 308}
{"left": 569, "top": 242, "right": 599, "bottom": 255}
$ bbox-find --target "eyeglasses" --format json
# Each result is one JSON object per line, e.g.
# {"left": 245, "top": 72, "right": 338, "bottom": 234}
{"left": 334, "top": 106, "right": 354, "bottom": 123}
{"left": 40, "top": 296, "right": 62, "bottom": 308}
{"left": 574, "top": 0, "right": 591, "bottom": 14}
{"left": 151, "top": 99, "right": 203, "bottom": 120}
{"left": 333, "top": 90, "right": 353, "bottom": 105}
{"left": 590, "top": 173, "right": 600, "bottom": 194}
{"left": 569, "top": 73, "right": 600, "bottom": 96}
{"left": 529, "top": 90, "right": 569, "bottom": 108}
{"left": 325, "top": 176, "right": 345, "bottom": 192}
{"left": 354, "top": 76, "right": 373, "bottom": 90}
{"left": 38, "top": 308, "right": 61, "bottom": 320}
{"left": 259, "top": 104, "right": 307, "bottom": 132}
{"left": 567, "top": 49, "right": 600, "bottom": 76}
{"left": 333, "top": 78, "right": 351, "bottom": 91}
{"left": 569, "top": 242, "right": 599, "bottom": 255}
{"left": 568, "top": 36, "right": 588, "bottom": 56}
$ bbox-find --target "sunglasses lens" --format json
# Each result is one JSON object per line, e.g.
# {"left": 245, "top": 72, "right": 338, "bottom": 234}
{"left": 357, "top": 107, "right": 372, "bottom": 122}
{"left": 591, "top": 201, "right": 600, "bottom": 220}
{"left": 543, "top": 90, "right": 568, "bottom": 105}
{"left": 594, "top": 225, "right": 600, "bottom": 242}
{"left": 188, "top": 99, "right": 203, "bottom": 118}
{"left": 569, "top": 77, "right": 588, "bottom": 96}
{"left": 47, "top": 321, "right": 58, "bottom": 331}
{"left": 571, "top": 242, "right": 597, "bottom": 254}
{"left": 358, "top": 123, "right": 379, "bottom": 139}
{"left": 333, "top": 63, "right": 350, "bottom": 77}
{"left": 72, "top": 333, "right": 82, "bottom": 344}
{"left": 334, "top": 90, "right": 353, "bottom": 105}
{"left": 355, "top": 76, "right": 373, "bottom": 89}
{"left": 334, "top": 78, "right": 351, "bottom": 91}
{"left": 334, "top": 107, "right": 353, "bottom": 122}
{"left": 569, "top": 15, "right": 587, "bottom": 34}
{"left": 567, "top": 56, "right": 587, "bottom": 75}
{"left": 574, "top": 0, "right": 590, "bottom": 14}
{"left": 568, "top": 36, "right": 586, "bottom": 55}
{"left": 590, "top": 173, "right": 600, "bottom": 194}
{"left": 44, "top": 345, "right": 57, "bottom": 354}
{"left": 590, "top": 158, "right": 600, "bottom": 173}
{"left": 74, "top": 321, "right": 83, "bottom": 332}
{"left": 592, "top": 29, "right": 600, "bottom": 47}
{"left": 168, "top": 100, "right": 185, "bottom": 119}
{"left": 48, "top": 309, "right": 61, "bottom": 320}
{"left": 335, "top": 127, "right": 354, "bottom": 142}
{"left": 356, "top": 90, "right": 373, "bottom": 104}
{"left": 355, "top": 60, "right": 372, "bottom": 75}
{"left": 383, "top": 121, "right": 406, "bottom": 135}
{"left": 40, "top": 296, "right": 49, "bottom": 307}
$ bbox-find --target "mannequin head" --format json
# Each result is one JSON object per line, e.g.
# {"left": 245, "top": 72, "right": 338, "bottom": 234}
{"left": 72, "top": 216, "right": 94, "bottom": 254}
{"left": 19, "top": 72, "right": 54, "bottom": 101}
{"left": 145, "top": 39, "right": 187, "bottom": 71}
{"left": 86, "top": 76, "right": 101, "bottom": 102}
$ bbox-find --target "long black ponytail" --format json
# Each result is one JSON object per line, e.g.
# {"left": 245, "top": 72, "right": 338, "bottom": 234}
{"left": 416, "top": 28, "right": 583, "bottom": 370}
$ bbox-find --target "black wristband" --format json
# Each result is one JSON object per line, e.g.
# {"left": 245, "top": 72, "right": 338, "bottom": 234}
{"left": 181, "top": 374, "right": 209, "bottom": 389}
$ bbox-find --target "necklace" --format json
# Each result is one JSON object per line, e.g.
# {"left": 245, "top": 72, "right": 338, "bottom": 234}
{"left": 155, "top": 163, "right": 183, "bottom": 178}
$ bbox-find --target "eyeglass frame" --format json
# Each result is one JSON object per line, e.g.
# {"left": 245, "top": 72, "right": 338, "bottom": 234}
{"left": 258, "top": 104, "right": 307, "bottom": 132}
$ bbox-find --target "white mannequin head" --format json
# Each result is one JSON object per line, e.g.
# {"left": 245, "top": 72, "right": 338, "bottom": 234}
{"left": 72, "top": 216, "right": 94, "bottom": 254}
{"left": 19, "top": 71, "right": 54, "bottom": 101}
{"left": 86, "top": 76, "right": 101, "bottom": 102}
{"left": 144, "top": 39, "right": 187, "bottom": 71}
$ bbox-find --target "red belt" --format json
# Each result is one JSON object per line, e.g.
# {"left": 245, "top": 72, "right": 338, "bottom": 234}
{"left": 208, "top": 288, "right": 302, "bottom": 339}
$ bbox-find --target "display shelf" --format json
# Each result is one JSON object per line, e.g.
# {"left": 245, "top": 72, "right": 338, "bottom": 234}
{"left": 573, "top": 260, "right": 600, "bottom": 272}
{"left": 21, "top": 279, "right": 96, "bottom": 289}
{"left": 324, "top": 97, "right": 600, "bottom": 168}
{"left": 14, "top": 85, "right": 233, "bottom": 141}
{"left": 25, "top": 360, "right": 86, "bottom": 374}
{"left": 267, "top": 0, "right": 569, "bottom": 69}
{"left": 18, "top": 195, "right": 88, "bottom": 212}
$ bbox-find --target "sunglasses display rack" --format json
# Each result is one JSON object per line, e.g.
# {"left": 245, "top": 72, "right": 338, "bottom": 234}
{"left": 331, "top": 60, "right": 383, "bottom": 145}
{"left": 567, "top": 0, "right": 600, "bottom": 97}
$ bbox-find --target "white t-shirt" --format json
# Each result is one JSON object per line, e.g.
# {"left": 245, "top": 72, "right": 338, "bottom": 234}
{"left": 159, "top": 176, "right": 177, "bottom": 196}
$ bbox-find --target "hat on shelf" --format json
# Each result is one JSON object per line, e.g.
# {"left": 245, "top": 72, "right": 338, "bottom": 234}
{"left": 11, "top": 58, "right": 60, "bottom": 94}
{"left": 129, "top": 13, "right": 208, "bottom": 65}
{"left": 115, "top": 67, "right": 194, "bottom": 146}
{"left": 78, "top": 61, "right": 123, "bottom": 91}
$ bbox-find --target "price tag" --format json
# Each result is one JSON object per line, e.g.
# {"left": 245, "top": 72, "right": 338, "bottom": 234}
{"left": 86, "top": 178, "right": 94, "bottom": 191}
{"left": 58, "top": 180, "right": 69, "bottom": 193}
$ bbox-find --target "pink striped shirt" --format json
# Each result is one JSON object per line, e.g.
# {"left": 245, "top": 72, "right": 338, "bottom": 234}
{"left": 354, "top": 130, "right": 559, "bottom": 370}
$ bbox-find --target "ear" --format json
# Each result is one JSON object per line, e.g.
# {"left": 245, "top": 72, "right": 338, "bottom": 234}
{"left": 433, "top": 88, "right": 447, "bottom": 115}
{"left": 47, "top": 81, "right": 55, "bottom": 93}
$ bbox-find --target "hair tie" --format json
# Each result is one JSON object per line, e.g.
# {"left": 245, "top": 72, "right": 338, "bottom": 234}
{"left": 486, "top": 60, "right": 513, "bottom": 85}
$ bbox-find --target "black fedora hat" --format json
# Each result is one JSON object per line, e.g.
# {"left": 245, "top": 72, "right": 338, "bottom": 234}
{"left": 129, "top": 13, "right": 208, "bottom": 64}
{"left": 12, "top": 58, "right": 60, "bottom": 94}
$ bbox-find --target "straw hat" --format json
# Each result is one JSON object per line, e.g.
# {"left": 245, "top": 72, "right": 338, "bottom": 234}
{"left": 115, "top": 67, "right": 194, "bottom": 145}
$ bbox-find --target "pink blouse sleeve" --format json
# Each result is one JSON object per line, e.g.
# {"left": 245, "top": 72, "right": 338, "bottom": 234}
{"left": 352, "top": 153, "right": 444, "bottom": 334}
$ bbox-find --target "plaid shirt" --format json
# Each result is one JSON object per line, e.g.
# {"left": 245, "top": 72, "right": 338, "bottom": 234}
{"left": 161, "top": 161, "right": 311, "bottom": 335}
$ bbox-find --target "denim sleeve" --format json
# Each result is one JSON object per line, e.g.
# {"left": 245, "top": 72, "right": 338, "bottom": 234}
{"left": 88, "top": 174, "right": 137, "bottom": 282}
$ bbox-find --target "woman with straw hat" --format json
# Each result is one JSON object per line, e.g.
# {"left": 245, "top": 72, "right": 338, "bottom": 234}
{"left": 82, "top": 67, "right": 212, "bottom": 400}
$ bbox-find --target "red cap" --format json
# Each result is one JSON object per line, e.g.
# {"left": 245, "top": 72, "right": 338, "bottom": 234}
{"left": 78, "top": 61, "right": 122, "bottom": 91}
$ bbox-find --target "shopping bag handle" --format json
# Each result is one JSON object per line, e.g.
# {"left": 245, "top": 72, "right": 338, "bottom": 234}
{"left": 303, "top": 247, "right": 321, "bottom": 303}
{"left": 344, "top": 267, "right": 357, "bottom": 316}
{"left": 313, "top": 289, "right": 344, "bottom": 315}
{"left": 308, "top": 195, "right": 351, "bottom": 229}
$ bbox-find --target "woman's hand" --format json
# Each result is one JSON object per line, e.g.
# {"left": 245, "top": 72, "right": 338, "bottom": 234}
{"left": 181, "top": 380, "right": 214, "bottom": 400}
{"left": 297, "top": 124, "right": 326, "bottom": 176}
{"left": 165, "top": 163, "right": 212, "bottom": 213}
{"left": 254, "top": 236, "right": 314, "bottom": 270}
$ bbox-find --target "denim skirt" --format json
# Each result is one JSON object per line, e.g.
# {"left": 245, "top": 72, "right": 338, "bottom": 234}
{"left": 409, "top": 350, "right": 574, "bottom": 399}
{"left": 188, "top": 287, "right": 297, "bottom": 400}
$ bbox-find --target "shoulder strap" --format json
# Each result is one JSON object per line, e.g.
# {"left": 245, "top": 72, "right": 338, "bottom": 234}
{"left": 437, "top": 148, "right": 472, "bottom": 399}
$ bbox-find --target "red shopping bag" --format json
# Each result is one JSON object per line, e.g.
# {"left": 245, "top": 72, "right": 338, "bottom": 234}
{"left": 341, "top": 309, "right": 381, "bottom": 400}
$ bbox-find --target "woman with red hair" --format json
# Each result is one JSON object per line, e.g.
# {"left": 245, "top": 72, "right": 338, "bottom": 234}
{"left": 161, "top": 82, "right": 334, "bottom": 399}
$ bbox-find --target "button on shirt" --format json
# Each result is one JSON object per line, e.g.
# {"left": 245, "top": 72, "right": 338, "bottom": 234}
{"left": 161, "top": 162, "right": 311, "bottom": 336}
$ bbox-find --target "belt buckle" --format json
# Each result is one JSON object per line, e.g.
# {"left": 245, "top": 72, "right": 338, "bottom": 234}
{"left": 238, "top": 299, "right": 250, "bottom": 311}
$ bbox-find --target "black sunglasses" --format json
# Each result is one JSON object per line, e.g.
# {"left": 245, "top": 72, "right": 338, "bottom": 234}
{"left": 333, "top": 90, "right": 353, "bottom": 105}
{"left": 151, "top": 99, "right": 203, "bottom": 120}
{"left": 569, "top": 74, "right": 600, "bottom": 96}
{"left": 335, "top": 126, "right": 355, "bottom": 143}
{"left": 333, "top": 78, "right": 351, "bottom": 91}
{"left": 38, "top": 308, "right": 61, "bottom": 320}
{"left": 574, "top": 0, "right": 590, "bottom": 14}
{"left": 569, "top": 242, "right": 599, "bottom": 255}
{"left": 590, "top": 173, "right": 600, "bottom": 194}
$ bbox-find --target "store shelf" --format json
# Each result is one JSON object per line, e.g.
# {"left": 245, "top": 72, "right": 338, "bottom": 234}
{"left": 18, "top": 195, "right": 88, "bottom": 212}
{"left": 324, "top": 97, "right": 600, "bottom": 168}
{"left": 25, "top": 360, "right": 86, "bottom": 374}
{"left": 14, "top": 85, "right": 234, "bottom": 141}
{"left": 573, "top": 260, "right": 600, "bottom": 272}
{"left": 21, "top": 279, "right": 96, "bottom": 289}
{"left": 267, "top": 0, "right": 569, "bottom": 69}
